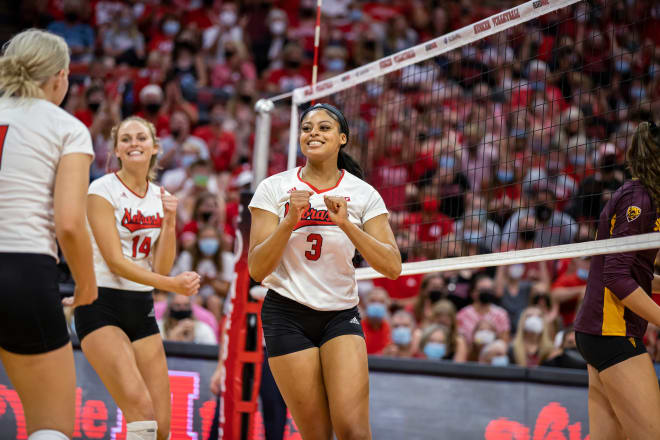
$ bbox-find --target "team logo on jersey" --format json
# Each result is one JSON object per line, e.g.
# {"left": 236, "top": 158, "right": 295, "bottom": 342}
{"left": 287, "top": 187, "right": 298, "bottom": 193}
{"left": 626, "top": 206, "right": 641, "bottom": 222}
{"left": 284, "top": 202, "right": 335, "bottom": 230}
{"left": 121, "top": 208, "right": 163, "bottom": 232}
{"left": 655, "top": 217, "right": 660, "bottom": 232}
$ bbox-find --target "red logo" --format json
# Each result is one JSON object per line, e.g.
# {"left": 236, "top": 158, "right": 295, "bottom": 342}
{"left": 120, "top": 209, "right": 162, "bottom": 232}
{"left": 284, "top": 203, "right": 335, "bottom": 230}
{"left": 492, "top": 8, "right": 521, "bottom": 26}
{"left": 287, "top": 187, "right": 298, "bottom": 193}
{"left": 485, "top": 402, "right": 589, "bottom": 440}
{"left": 474, "top": 20, "right": 491, "bottom": 34}
{"left": 379, "top": 58, "right": 393, "bottom": 69}
{"left": 394, "top": 50, "right": 415, "bottom": 64}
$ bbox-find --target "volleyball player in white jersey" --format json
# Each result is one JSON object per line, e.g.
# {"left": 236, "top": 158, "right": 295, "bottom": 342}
{"left": 0, "top": 29, "right": 97, "bottom": 440}
{"left": 249, "top": 103, "right": 401, "bottom": 440}
{"left": 74, "top": 116, "right": 200, "bottom": 440}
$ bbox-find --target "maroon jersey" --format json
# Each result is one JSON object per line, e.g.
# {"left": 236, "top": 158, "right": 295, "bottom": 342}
{"left": 574, "top": 180, "right": 659, "bottom": 338}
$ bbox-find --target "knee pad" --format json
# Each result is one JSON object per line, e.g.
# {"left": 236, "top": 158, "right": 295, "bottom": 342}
{"left": 127, "top": 420, "right": 158, "bottom": 440}
{"left": 28, "top": 430, "right": 69, "bottom": 440}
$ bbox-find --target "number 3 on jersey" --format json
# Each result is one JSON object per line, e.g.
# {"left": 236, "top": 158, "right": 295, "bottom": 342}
{"left": 132, "top": 236, "right": 151, "bottom": 258}
{"left": 305, "top": 233, "right": 323, "bottom": 261}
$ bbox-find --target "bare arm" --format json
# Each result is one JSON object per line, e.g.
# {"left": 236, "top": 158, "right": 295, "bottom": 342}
{"left": 247, "top": 207, "right": 293, "bottom": 282}
{"left": 621, "top": 287, "right": 660, "bottom": 328}
{"left": 54, "top": 153, "right": 97, "bottom": 306}
{"left": 551, "top": 285, "right": 586, "bottom": 303}
{"left": 87, "top": 194, "right": 200, "bottom": 295}
{"left": 152, "top": 187, "right": 177, "bottom": 275}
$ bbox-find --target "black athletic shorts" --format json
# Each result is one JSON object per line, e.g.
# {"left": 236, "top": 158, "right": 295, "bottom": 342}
{"left": 261, "top": 289, "right": 364, "bottom": 358}
{"left": 74, "top": 287, "right": 159, "bottom": 342}
{"left": 576, "top": 331, "right": 647, "bottom": 372}
{"left": 0, "top": 253, "right": 70, "bottom": 354}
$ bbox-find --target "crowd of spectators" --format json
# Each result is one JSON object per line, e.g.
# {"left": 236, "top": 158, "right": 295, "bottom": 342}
{"left": 16, "top": 0, "right": 659, "bottom": 366}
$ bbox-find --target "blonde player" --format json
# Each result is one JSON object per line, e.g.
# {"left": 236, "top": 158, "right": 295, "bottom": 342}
{"left": 249, "top": 103, "right": 401, "bottom": 440}
{"left": 0, "top": 29, "right": 97, "bottom": 440}
{"left": 75, "top": 116, "right": 200, "bottom": 440}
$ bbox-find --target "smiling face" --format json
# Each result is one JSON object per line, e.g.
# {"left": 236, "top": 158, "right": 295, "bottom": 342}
{"left": 299, "top": 109, "right": 346, "bottom": 162}
{"left": 115, "top": 119, "right": 159, "bottom": 170}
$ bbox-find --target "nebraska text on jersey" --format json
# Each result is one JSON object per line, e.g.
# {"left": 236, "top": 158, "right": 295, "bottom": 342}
{"left": 121, "top": 208, "right": 163, "bottom": 232}
{"left": 284, "top": 202, "right": 335, "bottom": 230}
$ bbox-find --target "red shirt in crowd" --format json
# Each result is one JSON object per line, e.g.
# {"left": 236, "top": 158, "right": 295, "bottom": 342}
{"left": 551, "top": 272, "right": 586, "bottom": 326}
{"left": 362, "top": 318, "right": 391, "bottom": 355}
{"left": 193, "top": 126, "right": 237, "bottom": 172}
{"left": 373, "top": 273, "right": 424, "bottom": 300}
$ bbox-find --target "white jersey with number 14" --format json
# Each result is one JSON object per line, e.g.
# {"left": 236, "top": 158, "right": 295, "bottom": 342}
{"left": 88, "top": 173, "right": 165, "bottom": 292}
{"left": 249, "top": 167, "right": 389, "bottom": 311}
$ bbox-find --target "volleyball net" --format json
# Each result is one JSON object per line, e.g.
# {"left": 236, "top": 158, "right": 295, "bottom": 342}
{"left": 254, "top": 0, "right": 660, "bottom": 279}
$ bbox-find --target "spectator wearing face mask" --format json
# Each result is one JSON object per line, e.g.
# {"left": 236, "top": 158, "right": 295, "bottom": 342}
{"left": 529, "top": 284, "right": 561, "bottom": 340}
{"left": 382, "top": 310, "right": 419, "bottom": 358}
{"left": 550, "top": 256, "right": 591, "bottom": 326}
{"left": 542, "top": 325, "right": 587, "bottom": 369}
{"left": 457, "top": 274, "right": 511, "bottom": 346}
{"left": 193, "top": 101, "right": 237, "bottom": 173}
{"left": 479, "top": 339, "right": 511, "bottom": 367}
{"left": 413, "top": 273, "right": 447, "bottom": 326}
{"left": 136, "top": 84, "right": 170, "bottom": 139}
{"left": 171, "top": 226, "right": 234, "bottom": 321}
{"left": 419, "top": 324, "right": 453, "bottom": 361}
{"left": 203, "top": 1, "right": 244, "bottom": 65}
{"left": 510, "top": 306, "right": 554, "bottom": 367}
{"left": 102, "top": 5, "right": 146, "bottom": 66}
{"left": 210, "top": 41, "right": 257, "bottom": 94}
{"left": 495, "top": 264, "right": 534, "bottom": 333}
{"left": 431, "top": 300, "right": 469, "bottom": 362}
{"left": 47, "top": 0, "right": 95, "bottom": 63}
{"left": 502, "top": 186, "right": 577, "bottom": 247}
{"left": 172, "top": 160, "right": 222, "bottom": 227}
{"left": 159, "top": 110, "right": 209, "bottom": 173}
{"left": 159, "top": 293, "right": 218, "bottom": 344}
{"left": 469, "top": 319, "right": 499, "bottom": 362}
{"left": 361, "top": 287, "right": 392, "bottom": 355}
{"left": 179, "top": 192, "right": 225, "bottom": 249}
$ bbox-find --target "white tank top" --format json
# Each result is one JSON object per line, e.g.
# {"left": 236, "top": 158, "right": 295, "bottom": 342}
{"left": 249, "top": 167, "right": 389, "bottom": 311}
{"left": 88, "top": 173, "right": 165, "bottom": 291}
{"left": 0, "top": 98, "right": 94, "bottom": 258}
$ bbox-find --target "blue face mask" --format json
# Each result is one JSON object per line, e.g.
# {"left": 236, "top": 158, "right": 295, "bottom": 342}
{"left": 181, "top": 155, "right": 197, "bottom": 168}
{"left": 615, "top": 59, "right": 631, "bottom": 74}
{"left": 497, "top": 170, "right": 514, "bottom": 183}
{"left": 631, "top": 86, "right": 646, "bottom": 101}
{"left": 463, "top": 231, "right": 481, "bottom": 246}
{"left": 366, "top": 303, "right": 386, "bottom": 320}
{"left": 198, "top": 238, "right": 219, "bottom": 256}
{"left": 570, "top": 154, "right": 586, "bottom": 167}
{"left": 163, "top": 20, "right": 180, "bottom": 36}
{"left": 491, "top": 355, "right": 509, "bottom": 367}
{"left": 577, "top": 268, "right": 589, "bottom": 281}
{"left": 327, "top": 58, "right": 346, "bottom": 72}
{"left": 438, "top": 155, "right": 455, "bottom": 169}
{"left": 392, "top": 326, "right": 412, "bottom": 346}
{"left": 424, "top": 342, "right": 447, "bottom": 360}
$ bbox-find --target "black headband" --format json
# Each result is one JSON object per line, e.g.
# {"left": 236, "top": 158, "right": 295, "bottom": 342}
{"left": 300, "top": 103, "right": 349, "bottom": 144}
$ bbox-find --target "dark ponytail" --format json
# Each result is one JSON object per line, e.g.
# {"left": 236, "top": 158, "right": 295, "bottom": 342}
{"left": 300, "top": 102, "right": 365, "bottom": 180}
{"left": 338, "top": 148, "right": 364, "bottom": 179}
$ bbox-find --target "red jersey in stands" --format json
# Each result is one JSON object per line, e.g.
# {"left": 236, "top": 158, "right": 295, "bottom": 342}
{"left": 362, "top": 318, "right": 391, "bottom": 355}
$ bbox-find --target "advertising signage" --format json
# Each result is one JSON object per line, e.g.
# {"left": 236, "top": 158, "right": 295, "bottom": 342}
{"left": 0, "top": 349, "right": 590, "bottom": 439}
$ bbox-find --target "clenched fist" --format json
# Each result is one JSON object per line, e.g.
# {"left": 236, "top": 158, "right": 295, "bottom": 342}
{"left": 324, "top": 195, "right": 349, "bottom": 227}
{"left": 283, "top": 190, "right": 313, "bottom": 229}
{"left": 171, "top": 271, "right": 201, "bottom": 296}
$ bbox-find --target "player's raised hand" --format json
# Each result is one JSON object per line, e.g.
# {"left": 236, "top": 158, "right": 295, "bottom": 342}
{"left": 171, "top": 271, "right": 201, "bottom": 296}
{"left": 160, "top": 186, "right": 178, "bottom": 220}
{"left": 324, "top": 195, "right": 349, "bottom": 227}
{"left": 283, "top": 190, "right": 313, "bottom": 228}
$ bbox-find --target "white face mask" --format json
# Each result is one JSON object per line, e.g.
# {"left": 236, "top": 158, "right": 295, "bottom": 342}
{"left": 221, "top": 11, "right": 237, "bottom": 26}
{"left": 270, "top": 21, "right": 286, "bottom": 35}
{"left": 474, "top": 329, "right": 496, "bottom": 345}
{"left": 524, "top": 315, "right": 544, "bottom": 334}
{"left": 507, "top": 264, "right": 525, "bottom": 280}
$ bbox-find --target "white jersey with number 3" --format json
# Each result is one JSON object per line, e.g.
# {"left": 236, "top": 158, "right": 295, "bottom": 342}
{"left": 88, "top": 173, "right": 165, "bottom": 292}
{"left": 249, "top": 167, "right": 388, "bottom": 311}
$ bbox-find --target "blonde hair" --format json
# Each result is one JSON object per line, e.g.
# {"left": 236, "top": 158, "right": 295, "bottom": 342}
{"left": 512, "top": 307, "right": 554, "bottom": 366}
{"left": 0, "top": 29, "right": 70, "bottom": 99}
{"left": 110, "top": 116, "right": 160, "bottom": 181}
{"left": 627, "top": 121, "right": 660, "bottom": 208}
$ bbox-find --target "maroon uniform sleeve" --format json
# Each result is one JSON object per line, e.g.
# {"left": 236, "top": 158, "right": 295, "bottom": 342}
{"left": 602, "top": 189, "right": 653, "bottom": 300}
